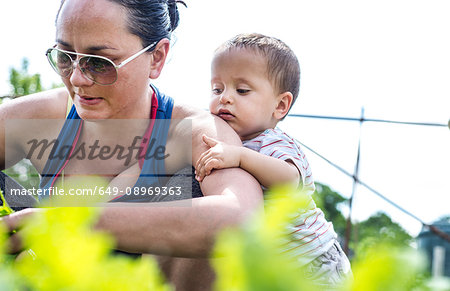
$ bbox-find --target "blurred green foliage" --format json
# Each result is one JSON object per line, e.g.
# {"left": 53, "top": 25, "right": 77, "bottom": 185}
{"left": 0, "top": 179, "right": 446, "bottom": 290}
{"left": 0, "top": 188, "right": 14, "bottom": 217}
{"left": 0, "top": 59, "right": 446, "bottom": 290}
{"left": 213, "top": 185, "right": 320, "bottom": 291}
{"left": 313, "top": 182, "right": 413, "bottom": 259}
{"left": 0, "top": 203, "right": 171, "bottom": 290}
{"left": 353, "top": 212, "right": 413, "bottom": 258}
{"left": 350, "top": 243, "right": 428, "bottom": 291}
{"left": 16, "top": 207, "right": 170, "bottom": 291}
{"left": 212, "top": 185, "right": 445, "bottom": 291}
{"left": 9, "top": 59, "right": 42, "bottom": 97}
{"left": 2, "top": 58, "right": 46, "bottom": 190}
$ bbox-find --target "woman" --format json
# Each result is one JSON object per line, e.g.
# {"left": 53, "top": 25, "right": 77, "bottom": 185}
{"left": 0, "top": 0, "right": 262, "bottom": 289}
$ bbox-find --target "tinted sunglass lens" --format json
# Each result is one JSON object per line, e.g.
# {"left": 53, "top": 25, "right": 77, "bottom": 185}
{"left": 80, "top": 57, "right": 117, "bottom": 85}
{"left": 48, "top": 49, "right": 72, "bottom": 77}
{"left": 47, "top": 49, "right": 118, "bottom": 85}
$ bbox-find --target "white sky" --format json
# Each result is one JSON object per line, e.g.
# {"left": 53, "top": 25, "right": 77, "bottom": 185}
{"left": 0, "top": 0, "right": 449, "bottom": 236}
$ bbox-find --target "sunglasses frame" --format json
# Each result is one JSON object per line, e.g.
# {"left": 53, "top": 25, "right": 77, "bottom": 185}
{"left": 45, "top": 41, "right": 157, "bottom": 85}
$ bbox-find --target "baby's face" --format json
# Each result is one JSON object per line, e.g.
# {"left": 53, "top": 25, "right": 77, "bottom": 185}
{"left": 209, "top": 48, "right": 279, "bottom": 141}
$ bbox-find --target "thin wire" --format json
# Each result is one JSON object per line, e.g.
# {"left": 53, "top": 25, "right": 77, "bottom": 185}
{"left": 296, "top": 139, "right": 450, "bottom": 242}
{"left": 344, "top": 107, "right": 364, "bottom": 254}
{"left": 295, "top": 138, "right": 429, "bottom": 225}
{"left": 288, "top": 113, "right": 448, "bottom": 128}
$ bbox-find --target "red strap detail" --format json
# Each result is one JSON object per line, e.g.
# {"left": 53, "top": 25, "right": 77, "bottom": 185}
{"left": 138, "top": 91, "right": 158, "bottom": 169}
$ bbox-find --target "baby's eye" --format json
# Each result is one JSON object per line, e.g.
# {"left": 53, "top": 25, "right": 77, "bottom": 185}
{"left": 212, "top": 88, "right": 223, "bottom": 95}
{"left": 237, "top": 88, "right": 250, "bottom": 94}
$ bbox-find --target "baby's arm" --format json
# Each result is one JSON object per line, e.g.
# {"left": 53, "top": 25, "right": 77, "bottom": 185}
{"left": 195, "top": 135, "right": 299, "bottom": 188}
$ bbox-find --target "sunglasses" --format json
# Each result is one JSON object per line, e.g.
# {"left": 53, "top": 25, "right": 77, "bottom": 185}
{"left": 45, "top": 41, "right": 157, "bottom": 85}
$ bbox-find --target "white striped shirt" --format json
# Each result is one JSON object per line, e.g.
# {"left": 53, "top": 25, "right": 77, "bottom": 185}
{"left": 243, "top": 128, "right": 337, "bottom": 266}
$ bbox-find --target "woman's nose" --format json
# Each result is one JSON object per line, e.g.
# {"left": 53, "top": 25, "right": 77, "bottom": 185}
{"left": 69, "top": 61, "right": 94, "bottom": 87}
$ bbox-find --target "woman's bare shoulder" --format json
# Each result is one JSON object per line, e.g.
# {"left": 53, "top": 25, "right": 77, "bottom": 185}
{"left": 166, "top": 102, "right": 242, "bottom": 175}
{"left": 171, "top": 103, "right": 241, "bottom": 146}
{"left": 171, "top": 103, "right": 210, "bottom": 120}
{"left": 0, "top": 87, "right": 69, "bottom": 120}
{"left": 171, "top": 103, "right": 219, "bottom": 136}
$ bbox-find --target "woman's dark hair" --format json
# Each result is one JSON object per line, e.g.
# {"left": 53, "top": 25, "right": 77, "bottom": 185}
{"left": 56, "top": 0, "right": 186, "bottom": 48}
{"left": 108, "top": 0, "right": 186, "bottom": 47}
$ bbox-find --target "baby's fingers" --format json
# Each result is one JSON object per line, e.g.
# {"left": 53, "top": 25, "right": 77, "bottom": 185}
{"left": 195, "top": 155, "right": 210, "bottom": 181}
{"left": 195, "top": 162, "right": 207, "bottom": 181}
{"left": 203, "top": 158, "right": 223, "bottom": 174}
{"left": 195, "top": 149, "right": 211, "bottom": 170}
{"left": 196, "top": 157, "right": 220, "bottom": 182}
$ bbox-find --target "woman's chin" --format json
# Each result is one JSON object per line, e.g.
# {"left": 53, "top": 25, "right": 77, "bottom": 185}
{"left": 75, "top": 107, "right": 111, "bottom": 121}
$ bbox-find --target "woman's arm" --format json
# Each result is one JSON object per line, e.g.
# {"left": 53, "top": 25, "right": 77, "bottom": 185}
{"left": 0, "top": 88, "right": 69, "bottom": 170}
{"left": 96, "top": 167, "right": 261, "bottom": 257}
{"left": 195, "top": 135, "right": 300, "bottom": 188}
{"left": 1, "top": 103, "right": 263, "bottom": 257}
{"left": 0, "top": 89, "right": 69, "bottom": 252}
{"left": 95, "top": 108, "right": 263, "bottom": 257}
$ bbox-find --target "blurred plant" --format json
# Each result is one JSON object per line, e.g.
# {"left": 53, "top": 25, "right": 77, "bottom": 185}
{"left": 312, "top": 183, "right": 414, "bottom": 260}
{"left": 212, "top": 184, "right": 436, "bottom": 291}
{"left": 353, "top": 212, "right": 413, "bottom": 258}
{"left": 3, "top": 58, "right": 49, "bottom": 190}
{"left": 212, "top": 185, "right": 325, "bottom": 291}
{"left": 0, "top": 188, "right": 14, "bottom": 217}
{"left": 0, "top": 221, "right": 24, "bottom": 290}
{"left": 0, "top": 179, "right": 443, "bottom": 290}
{"left": 9, "top": 58, "right": 42, "bottom": 97}
{"left": 15, "top": 207, "right": 170, "bottom": 291}
{"left": 0, "top": 179, "right": 172, "bottom": 291}
{"left": 350, "top": 243, "right": 427, "bottom": 291}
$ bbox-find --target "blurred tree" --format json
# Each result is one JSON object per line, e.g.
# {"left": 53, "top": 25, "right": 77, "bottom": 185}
{"left": 312, "top": 182, "right": 413, "bottom": 261}
{"left": 357, "top": 212, "right": 413, "bottom": 245}
{"left": 353, "top": 212, "right": 413, "bottom": 259}
{"left": 313, "top": 182, "right": 347, "bottom": 238}
{"left": 9, "top": 58, "right": 42, "bottom": 97}
{"left": 3, "top": 58, "right": 42, "bottom": 190}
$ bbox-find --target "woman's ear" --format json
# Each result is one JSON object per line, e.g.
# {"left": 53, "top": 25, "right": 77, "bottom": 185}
{"left": 149, "top": 38, "right": 170, "bottom": 79}
{"left": 273, "top": 91, "right": 293, "bottom": 120}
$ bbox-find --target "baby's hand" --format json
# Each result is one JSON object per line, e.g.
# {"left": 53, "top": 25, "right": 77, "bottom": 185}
{"left": 195, "top": 134, "right": 241, "bottom": 182}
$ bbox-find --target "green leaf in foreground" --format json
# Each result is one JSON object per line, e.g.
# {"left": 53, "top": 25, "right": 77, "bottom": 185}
{"left": 0, "top": 188, "right": 14, "bottom": 217}
{"left": 14, "top": 207, "right": 171, "bottom": 291}
{"left": 212, "top": 184, "right": 435, "bottom": 291}
{"left": 212, "top": 185, "right": 321, "bottom": 291}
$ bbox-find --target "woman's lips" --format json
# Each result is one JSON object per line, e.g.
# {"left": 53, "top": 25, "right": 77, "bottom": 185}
{"left": 76, "top": 94, "right": 103, "bottom": 106}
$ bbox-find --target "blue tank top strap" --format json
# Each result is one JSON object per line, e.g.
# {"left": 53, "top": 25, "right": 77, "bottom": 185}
{"left": 152, "top": 84, "right": 173, "bottom": 119}
{"left": 39, "top": 105, "right": 83, "bottom": 194}
{"left": 39, "top": 86, "right": 174, "bottom": 202}
{"left": 113, "top": 85, "right": 174, "bottom": 202}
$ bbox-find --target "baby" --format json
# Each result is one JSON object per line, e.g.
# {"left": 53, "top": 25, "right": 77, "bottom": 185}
{"left": 195, "top": 33, "right": 352, "bottom": 286}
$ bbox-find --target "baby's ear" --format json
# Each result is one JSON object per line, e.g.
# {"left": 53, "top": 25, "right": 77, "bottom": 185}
{"left": 274, "top": 91, "right": 293, "bottom": 120}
